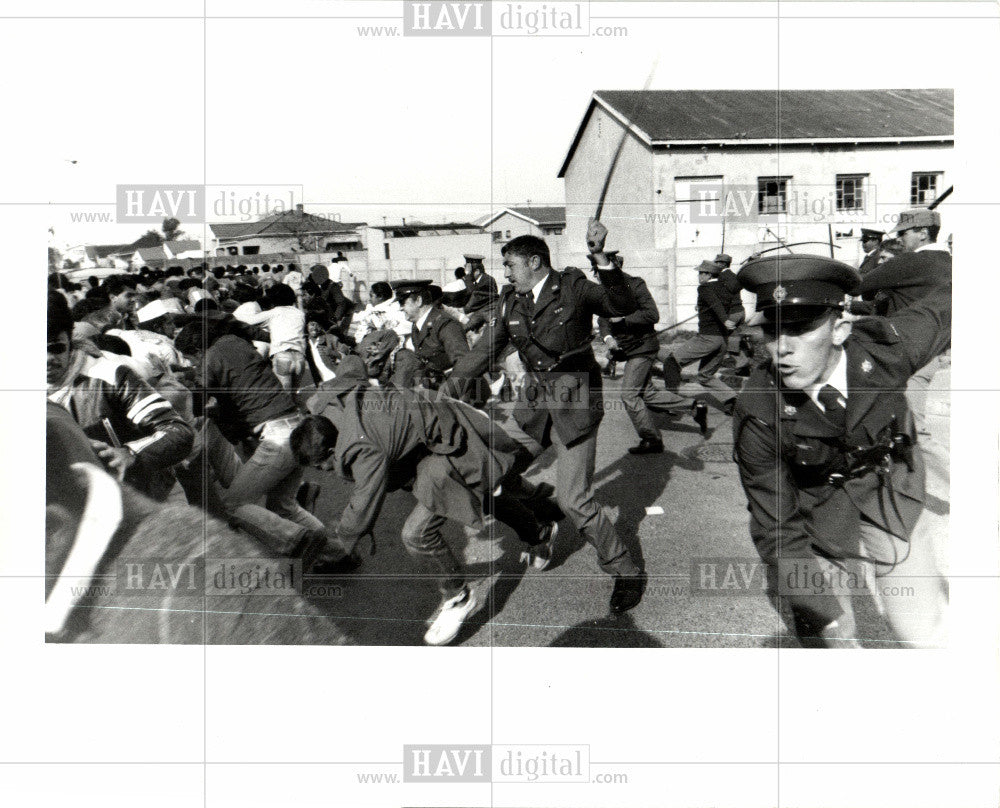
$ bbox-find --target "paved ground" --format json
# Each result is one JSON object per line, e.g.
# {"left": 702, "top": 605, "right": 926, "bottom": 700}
{"left": 298, "top": 373, "right": 898, "bottom": 648}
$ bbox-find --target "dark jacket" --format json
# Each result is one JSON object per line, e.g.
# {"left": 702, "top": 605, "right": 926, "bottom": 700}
{"left": 407, "top": 306, "right": 469, "bottom": 387}
{"left": 598, "top": 273, "right": 659, "bottom": 357}
{"left": 733, "top": 281, "right": 951, "bottom": 590}
{"left": 718, "top": 269, "right": 746, "bottom": 322}
{"left": 463, "top": 271, "right": 499, "bottom": 314}
{"left": 448, "top": 262, "right": 638, "bottom": 446}
{"left": 47, "top": 345, "right": 194, "bottom": 501}
{"left": 857, "top": 248, "right": 951, "bottom": 319}
{"left": 858, "top": 248, "right": 881, "bottom": 278}
{"left": 697, "top": 281, "right": 732, "bottom": 336}
{"left": 201, "top": 334, "right": 297, "bottom": 440}
{"left": 307, "top": 382, "right": 521, "bottom": 542}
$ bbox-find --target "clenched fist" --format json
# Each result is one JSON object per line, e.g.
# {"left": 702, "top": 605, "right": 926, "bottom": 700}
{"left": 586, "top": 219, "right": 609, "bottom": 254}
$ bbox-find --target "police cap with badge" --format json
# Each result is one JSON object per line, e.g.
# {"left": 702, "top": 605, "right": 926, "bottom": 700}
{"left": 391, "top": 278, "right": 442, "bottom": 304}
{"left": 738, "top": 254, "right": 860, "bottom": 324}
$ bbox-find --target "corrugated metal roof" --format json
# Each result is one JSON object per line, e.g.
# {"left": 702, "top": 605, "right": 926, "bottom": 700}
{"left": 559, "top": 89, "right": 953, "bottom": 176}
{"left": 210, "top": 212, "right": 364, "bottom": 241}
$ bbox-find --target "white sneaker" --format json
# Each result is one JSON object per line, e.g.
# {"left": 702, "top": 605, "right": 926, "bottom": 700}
{"left": 424, "top": 587, "right": 479, "bottom": 646}
{"left": 520, "top": 522, "right": 558, "bottom": 571}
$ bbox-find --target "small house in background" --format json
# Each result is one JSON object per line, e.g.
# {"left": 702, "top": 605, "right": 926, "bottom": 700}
{"left": 209, "top": 203, "right": 367, "bottom": 257}
{"left": 559, "top": 88, "right": 954, "bottom": 324}
{"left": 475, "top": 206, "right": 567, "bottom": 243}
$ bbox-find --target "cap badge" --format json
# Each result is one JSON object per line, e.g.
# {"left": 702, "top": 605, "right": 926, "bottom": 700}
{"left": 772, "top": 284, "right": 788, "bottom": 303}
{"left": 783, "top": 404, "right": 798, "bottom": 416}
{"left": 860, "top": 359, "right": 873, "bottom": 374}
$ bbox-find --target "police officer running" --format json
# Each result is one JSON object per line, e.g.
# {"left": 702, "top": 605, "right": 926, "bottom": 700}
{"left": 445, "top": 220, "right": 646, "bottom": 613}
{"left": 732, "top": 254, "right": 950, "bottom": 647}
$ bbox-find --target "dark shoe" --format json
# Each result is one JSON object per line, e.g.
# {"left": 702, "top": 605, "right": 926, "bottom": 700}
{"left": 610, "top": 574, "right": 646, "bottom": 613}
{"left": 722, "top": 399, "right": 736, "bottom": 417}
{"left": 628, "top": 438, "right": 664, "bottom": 455}
{"left": 692, "top": 400, "right": 709, "bottom": 436}
{"left": 520, "top": 522, "right": 558, "bottom": 571}
{"left": 529, "top": 482, "right": 565, "bottom": 523}
{"left": 309, "top": 552, "right": 363, "bottom": 576}
{"left": 296, "top": 481, "right": 322, "bottom": 514}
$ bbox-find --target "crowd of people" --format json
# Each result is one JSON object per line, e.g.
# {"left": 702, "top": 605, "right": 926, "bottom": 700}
{"left": 45, "top": 208, "right": 952, "bottom": 647}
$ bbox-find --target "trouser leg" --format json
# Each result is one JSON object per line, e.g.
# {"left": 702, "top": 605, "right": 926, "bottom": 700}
{"left": 225, "top": 434, "right": 324, "bottom": 554}
{"left": 619, "top": 355, "right": 660, "bottom": 442}
{"left": 485, "top": 490, "right": 543, "bottom": 544}
{"left": 553, "top": 427, "right": 639, "bottom": 577}
{"left": 400, "top": 503, "right": 465, "bottom": 598}
{"left": 860, "top": 518, "right": 947, "bottom": 648}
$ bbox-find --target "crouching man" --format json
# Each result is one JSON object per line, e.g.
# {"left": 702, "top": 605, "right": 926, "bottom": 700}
{"left": 290, "top": 360, "right": 559, "bottom": 645}
{"left": 732, "top": 255, "right": 951, "bottom": 648}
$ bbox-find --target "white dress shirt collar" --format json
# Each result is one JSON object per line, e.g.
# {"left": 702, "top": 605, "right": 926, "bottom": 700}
{"left": 805, "top": 347, "right": 849, "bottom": 411}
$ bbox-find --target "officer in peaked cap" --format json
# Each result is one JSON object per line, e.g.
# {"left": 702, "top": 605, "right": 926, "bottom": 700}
{"left": 462, "top": 253, "right": 499, "bottom": 331}
{"left": 732, "top": 253, "right": 950, "bottom": 649}
{"left": 713, "top": 253, "right": 733, "bottom": 269}
{"left": 655, "top": 259, "right": 738, "bottom": 422}
{"left": 739, "top": 253, "right": 859, "bottom": 324}
{"left": 391, "top": 278, "right": 469, "bottom": 391}
{"left": 858, "top": 228, "right": 885, "bottom": 277}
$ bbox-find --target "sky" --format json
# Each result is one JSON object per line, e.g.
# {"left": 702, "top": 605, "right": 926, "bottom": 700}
{"left": 0, "top": 2, "right": 981, "bottom": 250}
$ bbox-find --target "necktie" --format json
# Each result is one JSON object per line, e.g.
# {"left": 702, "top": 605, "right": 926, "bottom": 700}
{"left": 817, "top": 384, "right": 847, "bottom": 431}
{"left": 518, "top": 292, "right": 534, "bottom": 316}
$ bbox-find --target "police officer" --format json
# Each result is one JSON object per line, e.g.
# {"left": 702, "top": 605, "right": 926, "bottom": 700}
{"left": 732, "top": 254, "right": 951, "bottom": 647}
{"left": 658, "top": 260, "right": 739, "bottom": 416}
{"left": 445, "top": 221, "right": 646, "bottom": 613}
{"left": 391, "top": 279, "right": 470, "bottom": 391}
{"left": 714, "top": 252, "right": 752, "bottom": 375}
{"left": 462, "top": 253, "right": 499, "bottom": 332}
{"left": 857, "top": 228, "right": 884, "bottom": 277}
{"left": 598, "top": 271, "right": 696, "bottom": 454}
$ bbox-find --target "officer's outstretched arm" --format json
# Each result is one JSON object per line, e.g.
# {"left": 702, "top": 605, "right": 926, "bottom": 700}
{"left": 885, "top": 280, "right": 952, "bottom": 375}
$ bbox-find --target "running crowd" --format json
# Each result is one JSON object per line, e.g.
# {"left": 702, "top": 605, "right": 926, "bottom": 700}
{"left": 46, "top": 209, "right": 952, "bottom": 647}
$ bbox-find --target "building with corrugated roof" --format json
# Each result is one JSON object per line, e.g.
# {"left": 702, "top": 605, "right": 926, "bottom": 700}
{"left": 559, "top": 89, "right": 954, "bottom": 324}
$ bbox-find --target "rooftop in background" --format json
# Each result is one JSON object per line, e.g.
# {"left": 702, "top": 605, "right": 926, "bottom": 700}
{"left": 373, "top": 222, "right": 486, "bottom": 237}
{"left": 477, "top": 206, "right": 567, "bottom": 228}
{"left": 210, "top": 204, "right": 366, "bottom": 240}
{"left": 559, "top": 88, "right": 954, "bottom": 176}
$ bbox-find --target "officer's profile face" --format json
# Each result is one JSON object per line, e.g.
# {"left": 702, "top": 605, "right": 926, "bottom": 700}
{"left": 502, "top": 251, "right": 540, "bottom": 293}
{"left": 898, "top": 226, "right": 927, "bottom": 252}
{"left": 400, "top": 294, "right": 423, "bottom": 322}
{"left": 861, "top": 235, "right": 880, "bottom": 250}
{"left": 762, "top": 309, "right": 851, "bottom": 389}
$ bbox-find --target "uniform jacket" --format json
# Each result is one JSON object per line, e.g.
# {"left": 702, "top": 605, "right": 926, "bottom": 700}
{"left": 463, "top": 271, "right": 499, "bottom": 314}
{"left": 857, "top": 248, "right": 951, "bottom": 319}
{"left": 718, "top": 269, "right": 747, "bottom": 321}
{"left": 47, "top": 344, "right": 195, "bottom": 500}
{"left": 409, "top": 306, "right": 469, "bottom": 376}
{"left": 858, "top": 248, "right": 881, "bottom": 278}
{"left": 696, "top": 281, "right": 732, "bottom": 336}
{"left": 448, "top": 263, "right": 638, "bottom": 446}
{"left": 307, "top": 377, "right": 520, "bottom": 542}
{"left": 597, "top": 273, "right": 659, "bottom": 357}
{"left": 733, "top": 282, "right": 952, "bottom": 567}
